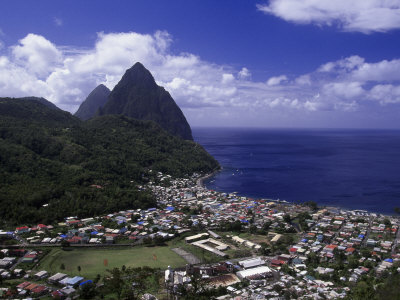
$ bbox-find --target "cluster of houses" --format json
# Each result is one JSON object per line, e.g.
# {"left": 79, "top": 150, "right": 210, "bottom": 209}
{"left": 2, "top": 269, "right": 90, "bottom": 299}
{"left": 1, "top": 172, "right": 400, "bottom": 299}
{"left": 152, "top": 174, "right": 400, "bottom": 298}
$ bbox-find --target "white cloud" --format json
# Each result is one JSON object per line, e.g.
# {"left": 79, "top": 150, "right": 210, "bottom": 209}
{"left": 12, "top": 33, "right": 62, "bottom": 77}
{"left": 295, "top": 74, "right": 311, "bottom": 86}
{"left": 222, "top": 73, "right": 235, "bottom": 84}
{"left": 351, "top": 59, "right": 400, "bottom": 82}
{"left": 257, "top": 0, "right": 400, "bottom": 33}
{"left": 267, "top": 75, "right": 287, "bottom": 86}
{"left": 1, "top": 31, "right": 400, "bottom": 127}
{"left": 370, "top": 84, "right": 400, "bottom": 104}
{"left": 238, "top": 67, "right": 251, "bottom": 80}
{"left": 323, "top": 82, "right": 365, "bottom": 99}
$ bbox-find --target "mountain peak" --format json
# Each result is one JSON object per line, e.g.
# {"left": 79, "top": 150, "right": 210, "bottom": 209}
{"left": 96, "top": 83, "right": 109, "bottom": 90}
{"left": 74, "top": 84, "right": 111, "bottom": 120}
{"left": 99, "top": 62, "right": 193, "bottom": 140}
{"left": 119, "top": 62, "right": 157, "bottom": 89}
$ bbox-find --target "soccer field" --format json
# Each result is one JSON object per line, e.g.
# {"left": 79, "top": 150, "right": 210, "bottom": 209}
{"left": 37, "top": 246, "right": 186, "bottom": 279}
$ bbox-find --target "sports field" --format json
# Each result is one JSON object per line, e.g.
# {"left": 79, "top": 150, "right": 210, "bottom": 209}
{"left": 36, "top": 246, "right": 186, "bottom": 279}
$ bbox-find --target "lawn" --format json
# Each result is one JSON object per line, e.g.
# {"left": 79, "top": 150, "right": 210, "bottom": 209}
{"left": 168, "top": 238, "right": 224, "bottom": 264}
{"left": 238, "top": 232, "right": 269, "bottom": 244}
{"left": 35, "top": 246, "right": 186, "bottom": 279}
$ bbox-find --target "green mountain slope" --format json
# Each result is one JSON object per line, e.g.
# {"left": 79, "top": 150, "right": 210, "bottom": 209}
{"left": 0, "top": 98, "right": 219, "bottom": 225}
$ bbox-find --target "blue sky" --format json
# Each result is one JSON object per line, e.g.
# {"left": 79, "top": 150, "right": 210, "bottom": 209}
{"left": 1, "top": 0, "right": 400, "bottom": 128}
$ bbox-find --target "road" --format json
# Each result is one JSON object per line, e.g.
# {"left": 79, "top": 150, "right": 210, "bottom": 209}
{"left": 392, "top": 223, "right": 400, "bottom": 255}
{"left": 361, "top": 215, "right": 375, "bottom": 247}
{"left": 0, "top": 242, "right": 139, "bottom": 249}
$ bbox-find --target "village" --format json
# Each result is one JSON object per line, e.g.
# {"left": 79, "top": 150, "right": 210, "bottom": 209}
{"left": 1, "top": 171, "right": 400, "bottom": 299}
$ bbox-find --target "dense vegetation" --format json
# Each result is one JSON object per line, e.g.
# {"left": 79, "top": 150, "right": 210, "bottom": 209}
{"left": 0, "top": 98, "right": 219, "bottom": 225}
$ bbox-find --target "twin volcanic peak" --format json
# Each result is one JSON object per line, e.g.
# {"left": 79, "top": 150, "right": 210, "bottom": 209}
{"left": 74, "top": 62, "right": 193, "bottom": 140}
{"left": 74, "top": 84, "right": 111, "bottom": 121}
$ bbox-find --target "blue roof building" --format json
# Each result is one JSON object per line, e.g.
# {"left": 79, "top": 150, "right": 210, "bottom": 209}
{"left": 67, "top": 276, "right": 84, "bottom": 286}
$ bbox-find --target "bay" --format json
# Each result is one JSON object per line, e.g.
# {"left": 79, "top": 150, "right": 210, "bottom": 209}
{"left": 193, "top": 127, "right": 400, "bottom": 215}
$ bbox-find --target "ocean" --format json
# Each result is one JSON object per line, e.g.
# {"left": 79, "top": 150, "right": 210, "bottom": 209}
{"left": 193, "top": 128, "right": 400, "bottom": 215}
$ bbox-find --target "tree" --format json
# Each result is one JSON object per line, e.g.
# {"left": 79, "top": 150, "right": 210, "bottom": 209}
{"left": 104, "top": 266, "right": 158, "bottom": 300}
{"left": 61, "top": 240, "right": 70, "bottom": 248}
{"left": 104, "top": 268, "right": 124, "bottom": 300}
{"left": 131, "top": 214, "right": 140, "bottom": 223}
{"left": 307, "top": 252, "right": 320, "bottom": 268}
{"left": 231, "top": 220, "right": 243, "bottom": 232}
{"left": 304, "top": 201, "right": 318, "bottom": 211}
{"left": 154, "top": 235, "right": 165, "bottom": 246}
{"left": 350, "top": 281, "right": 376, "bottom": 300}
{"left": 249, "top": 225, "right": 257, "bottom": 234}
{"left": 262, "top": 221, "right": 271, "bottom": 233}
{"left": 383, "top": 218, "right": 391, "bottom": 227}
{"left": 94, "top": 274, "right": 101, "bottom": 284}
{"left": 175, "top": 272, "right": 227, "bottom": 300}
{"left": 283, "top": 214, "right": 291, "bottom": 224}
{"left": 80, "top": 282, "right": 96, "bottom": 299}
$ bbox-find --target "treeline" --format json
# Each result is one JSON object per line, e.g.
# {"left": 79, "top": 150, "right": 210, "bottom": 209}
{"left": 0, "top": 98, "right": 219, "bottom": 225}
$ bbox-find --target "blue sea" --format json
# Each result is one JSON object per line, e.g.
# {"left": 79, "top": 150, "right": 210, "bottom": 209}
{"left": 193, "top": 128, "right": 400, "bottom": 215}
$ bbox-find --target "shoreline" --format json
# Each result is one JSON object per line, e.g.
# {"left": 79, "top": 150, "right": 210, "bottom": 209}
{"left": 198, "top": 169, "right": 397, "bottom": 217}
{"left": 196, "top": 168, "right": 221, "bottom": 187}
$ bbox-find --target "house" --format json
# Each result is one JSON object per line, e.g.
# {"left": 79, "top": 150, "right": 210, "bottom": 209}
{"left": 31, "top": 285, "right": 47, "bottom": 296}
{"left": 34, "top": 270, "right": 48, "bottom": 279}
{"left": 37, "top": 224, "right": 48, "bottom": 230}
{"left": 48, "top": 273, "right": 67, "bottom": 284}
{"left": 236, "top": 266, "right": 272, "bottom": 280}
{"left": 323, "top": 244, "right": 338, "bottom": 253}
{"left": 185, "top": 233, "right": 209, "bottom": 243}
{"left": 105, "top": 235, "right": 115, "bottom": 244}
{"left": 9, "top": 249, "right": 26, "bottom": 257}
{"left": 16, "top": 282, "right": 31, "bottom": 289}
{"left": 15, "top": 226, "right": 30, "bottom": 234}
{"left": 239, "top": 258, "right": 265, "bottom": 269}
{"left": 67, "top": 236, "right": 82, "bottom": 244}
{"left": 271, "top": 259, "right": 286, "bottom": 268}
{"left": 51, "top": 290, "right": 65, "bottom": 299}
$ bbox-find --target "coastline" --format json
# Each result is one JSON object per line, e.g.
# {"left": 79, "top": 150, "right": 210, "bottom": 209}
{"left": 194, "top": 127, "right": 400, "bottom": 217}
{"left": 196, "top": 168, "right": 221, "bottom": 187}
{"left": 198, "top": 169, "right": 396, "bottom": 217}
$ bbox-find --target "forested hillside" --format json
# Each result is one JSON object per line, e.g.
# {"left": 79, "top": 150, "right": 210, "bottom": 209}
{"left": 0, "top": 98, "right": 219, "bottom": 225}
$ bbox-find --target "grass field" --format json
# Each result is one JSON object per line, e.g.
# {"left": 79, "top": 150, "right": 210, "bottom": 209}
{"left": 35, "top": 246, "right": 186, "bottom": 279}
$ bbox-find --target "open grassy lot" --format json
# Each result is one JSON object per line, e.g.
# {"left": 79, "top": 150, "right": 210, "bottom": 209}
{"left": 237, "top": 232, "right": 270, "bottom": 244}
{"left": 168, "top": 238, "right": 223, "bottom": 264}
{"left": 35, "top": 246, "right": 186, "bottom": 279}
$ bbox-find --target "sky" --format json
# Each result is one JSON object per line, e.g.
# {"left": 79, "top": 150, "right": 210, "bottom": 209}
{"left": 1, "top": 0, "right": 400, "bottom": 128}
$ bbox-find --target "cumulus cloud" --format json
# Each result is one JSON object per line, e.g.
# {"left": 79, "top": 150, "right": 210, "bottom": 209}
{"left": 257, "top": 0, "right": 400, "bottom": 33}
{"left": 370, "top": 84, "right": 400, "bottom": 104}
{"left": 12, "top": 33, "right": 62, "bottom": 77}
{"left": 267, "top": 75, "right": 287, "bottom": 86}
{"left": 1, "top": 30, "right": 400, "bottom": 127}
{"left": 238, "top": 67, "right": 251, "bottom": 80}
